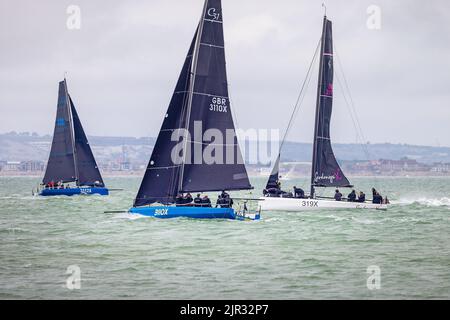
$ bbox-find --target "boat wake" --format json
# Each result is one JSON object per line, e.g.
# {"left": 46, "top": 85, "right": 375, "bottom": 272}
{"left": 112, "top": 211, "right": 144, "bottom": 220}
{"left": 395, "top": 197, "right": 450, "bottom": 208}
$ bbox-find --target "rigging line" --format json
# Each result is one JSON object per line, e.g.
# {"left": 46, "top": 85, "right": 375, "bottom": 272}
{"left": 334, "top": 46, "right": 371, "bottom": 159}
{"left": 279, "top": 38, "right": 321, "bottom": 153}
{"left": 335, "top": 72, "right": 363, "bottom": 147}
{"left": 335, "top": 69, "right": 372, "bottom": 162}
{"left": 334, "top": 47, "right": 382, "bottom": 189}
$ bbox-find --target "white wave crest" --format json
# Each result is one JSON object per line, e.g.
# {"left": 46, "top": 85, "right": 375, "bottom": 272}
{"left": 396, "top": 197, "right": 450, "bottom": 207}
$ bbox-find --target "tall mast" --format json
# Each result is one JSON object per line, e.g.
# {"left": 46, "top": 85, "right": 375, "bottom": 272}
{"left": 310, "top": 16, "right": 328, "bottom": 198}
{"left": 178, "top": 0, "right": 208, "bottom": 191}
{"left": 64, "top": 79, "right": 79, "bottom": 185}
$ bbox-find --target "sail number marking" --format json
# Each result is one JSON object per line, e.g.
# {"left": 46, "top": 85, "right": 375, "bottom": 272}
{"left": 154, "top": 208, "right": 168, "bottom": 216}
{"left": 209, "top": 97, "right": 228, "bottom": 113}
{"left": 301, "top": 200, "right": 318, "bottom": 207}
{"left": 79, "top": 188, "right": 92, "bottom": 194}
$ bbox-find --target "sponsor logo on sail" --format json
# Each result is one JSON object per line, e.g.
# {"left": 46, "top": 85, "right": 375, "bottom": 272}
{"left": 207, "top": 8, "right": 220, "bottom": 20}
{"left": 314, "top": 169, "right": 343, "bottom": 184}
{"left": 325, "top": 83, "right": 333, "bottom": 96}
{"left": 56, "top": 118, "right": 66, "bottom": 127}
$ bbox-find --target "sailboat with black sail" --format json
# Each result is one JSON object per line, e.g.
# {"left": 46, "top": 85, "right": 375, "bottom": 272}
{"left": 260, "top": 15, "right": 388, "bottom": 211}
{"left": 129, "top": 0, "right": 259, "bottom": 220}
{"left": 38, "top": 79, "right": 108, "bottom": 196}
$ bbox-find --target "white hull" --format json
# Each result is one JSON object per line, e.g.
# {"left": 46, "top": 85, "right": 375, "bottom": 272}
{"left": 259, "top": 196, "right": 388, "bottom": 211}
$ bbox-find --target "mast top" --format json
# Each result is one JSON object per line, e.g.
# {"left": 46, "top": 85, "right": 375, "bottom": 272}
{"left": 322, "top": 3, "right": 327, "bottom": 17}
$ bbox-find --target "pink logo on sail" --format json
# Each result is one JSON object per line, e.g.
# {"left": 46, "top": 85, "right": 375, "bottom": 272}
{"left": 325, "top": 84, "right": 333, "bottom": 96}
{"left": 334, "top": 168, "right": 342, "bottom": 181}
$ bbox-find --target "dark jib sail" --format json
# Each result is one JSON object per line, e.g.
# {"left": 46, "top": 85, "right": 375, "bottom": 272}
{"left": 180, "top": 0, "right": 252, "bottom": 193}
{"left": 133, "top": 0, "right": 251, "bottom": 207}
{"left": 43, "top": 80, "right": 77, "bottom": 184}
{"left": 311, "top": 17, "right": 351, "bottom": 191}
{"left": 265, "top": 154, "right": 280, "bottom": 190}
{"left": 70, "top": 96, "right": 104, "bottom": 187}
{"left": 133, "top": 31, "right": 196, "bottom": 207}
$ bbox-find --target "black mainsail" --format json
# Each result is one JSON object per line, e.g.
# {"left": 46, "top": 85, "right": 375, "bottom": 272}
{"left": 310, "top": 17, "right": 351, "bottom": 196}
{"left": 43, "top": 80, "right": 77, "bottom": 184}
{"left": 43, "top": 79, "right": 104, "bottom": 187}
{"left": 134, "top": 0, "right": 252, "bottom": 207}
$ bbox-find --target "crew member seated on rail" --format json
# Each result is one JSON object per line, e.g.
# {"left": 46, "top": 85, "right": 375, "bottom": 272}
{"left": 184, "top": 193, "right": 193, "bottom": 204}
{"left": 371, "top": 187, "right": 378, "bottom": 198}
{"left": 93, "top": 181, "right": 102, "bottom": 187}
{"left": 372, "top": 192, "right": 383, "bottom": 204}
{"left": 216, "top": 191, "right": 233, "bottom": 208}
{"left": 293, "top": 186, "right": 305, "bottom": 198}
{"left": 202, "top": 195, "right": 212, "bottom": 207}
{"left": 281, "top": 190, "right": 293, "bottom": 198}
{"left": 194, "top": 194, "right": 203, "bottom": 207}
{"left": 347, "top": 190, "right": 357, "bottom": 202}
{"left": 358, "top": 191, "right": 366, "bottom": 203}
{"left": 263, "top": 188, "right": 280, "bottom": 197}
{"left": 220, "top": 190, "right": 230, "bottom": 199}
{"left": 334, "top": 189, "right": 343, "bottom": 201}
{"left": 175, "top": 193, "right": 184, "bottom": 205}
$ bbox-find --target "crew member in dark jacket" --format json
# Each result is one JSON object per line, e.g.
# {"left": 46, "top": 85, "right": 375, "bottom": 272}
{"left": 175, "top": 193, "right": 184, "bottom": 205}
{"left": 194, "top": 194, "right": 203, "bottom": 207}
{"left": 372, "top": 188, "right": 377, "bottom": 197}
{"left": 184, "top": 193, "right": 193, "bottom": 204}
{"left": 358, "top": 191, "right": 366, "bottom": 203}
{"left": 293, "top": 186, "right": 305, "bottom": 198}
{"left": 334, "top": 189, "right": 343, "bottom": 201}
{"left": 372, "top": 192, "right": 383, "bottom": 204}
{"left": 347, "top": 190, "right": 357, "bottom": 202}
{"left": 202, "top": 195, "right": 212, "bottom": 207}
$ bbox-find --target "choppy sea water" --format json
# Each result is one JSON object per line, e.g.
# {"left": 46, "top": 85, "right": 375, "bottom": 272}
{"left": 0, "top": 176, "right": 449, "bottom": 299}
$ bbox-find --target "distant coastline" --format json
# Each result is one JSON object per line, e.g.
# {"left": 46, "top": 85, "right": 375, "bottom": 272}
{"left": 1, "top": 171, "right": 449, "bottom": 178}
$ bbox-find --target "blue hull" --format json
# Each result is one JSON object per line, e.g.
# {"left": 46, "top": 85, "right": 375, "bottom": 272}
{"left": 129, "top": 206, "right": 239, "bottom": 220}
{"left": 40, "top": 187, "right": 109, "bottom": 196}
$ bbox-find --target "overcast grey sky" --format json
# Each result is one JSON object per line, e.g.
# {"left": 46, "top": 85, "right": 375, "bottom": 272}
{"left": 0, "top": 0, "right": 449, "bottom": 146}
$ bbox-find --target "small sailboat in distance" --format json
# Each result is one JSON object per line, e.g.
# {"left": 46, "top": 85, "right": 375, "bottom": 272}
{"left": 38, "top": 79, "right": 108, "bottom": 196}
{"left": 129, "top": 0, "right": 259, "bottom": 220}
{"left": 260, "top": 14, "right": 388, "bottom": 211}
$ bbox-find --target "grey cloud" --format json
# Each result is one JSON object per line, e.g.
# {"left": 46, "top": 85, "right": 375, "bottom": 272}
{"left": 0, "top": 0, "right": 449, "bottom": 146}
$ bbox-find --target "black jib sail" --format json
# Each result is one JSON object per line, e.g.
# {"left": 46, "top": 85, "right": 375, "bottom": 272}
{"left": 43, "top": 80, "right": 77, "bottom": 184}
{"left": 310, "top": 17, "right": 351, "bottom": 194}
{"left": 70, "top": 96, "right": 105, "bottom": 187}
{"left": 134, "top": 0, "right": 252, "bottom": 207}
{"left": 133, "top": 31, "right": 197, "bottom": 206}
{"left": 265, "top": 154, "right": 280, "bottom": 190}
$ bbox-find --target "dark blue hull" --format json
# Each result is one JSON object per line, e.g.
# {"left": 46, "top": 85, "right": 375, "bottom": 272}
{"left": 40, "top": 187, "right": 109, "bottom": 196}
{"left": 129, "top": 206, "right": 260, "bottom": 220}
